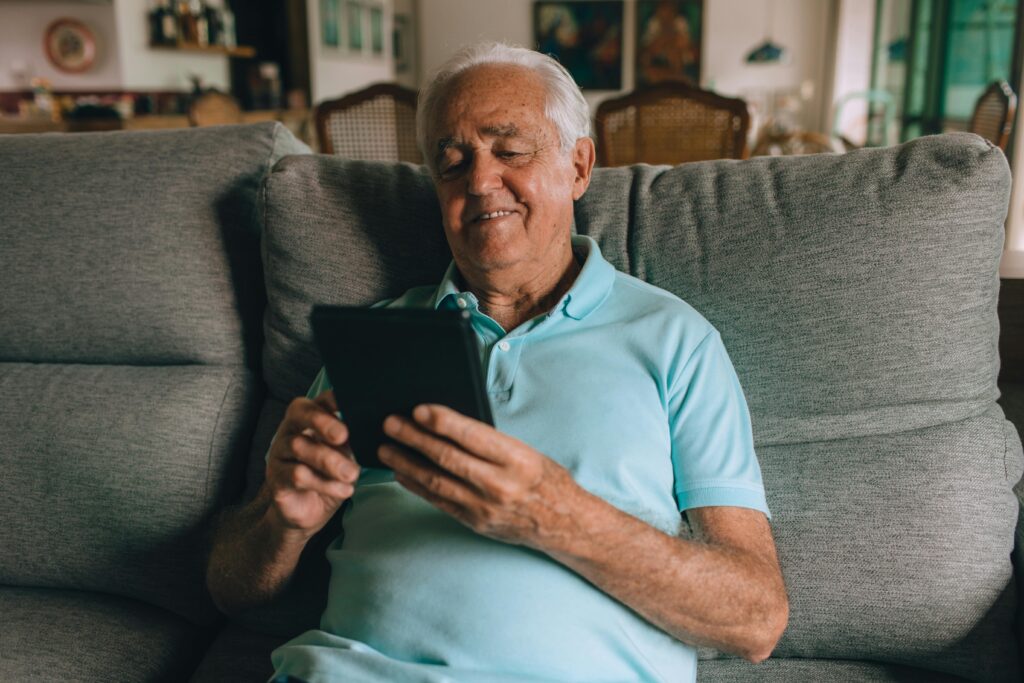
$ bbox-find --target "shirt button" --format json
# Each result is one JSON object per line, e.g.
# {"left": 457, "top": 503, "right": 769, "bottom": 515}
{"left": 456, "top": 297, "right": 468, "bottom": 309}
{"left": 497, "top": 341, "right": 510, "bottom": 352}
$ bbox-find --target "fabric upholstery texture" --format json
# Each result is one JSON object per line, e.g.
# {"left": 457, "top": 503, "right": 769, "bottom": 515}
{"left": 256, "top": 133, "right": 1021, "bottom": 680}
{"left": 697, "top": 657, "right": 968, "bottom": 682}
{"left": 0, "top": 363, "right": 259, "bottom": 624}
{"left": 0, "top": 586, "right": 211, "bottom": 682}
{"left": 0, "top": 123, "right": 308, "bottom": 369}
{"left": 0, "top": 123, "right": 307, "bottom": 658}
{"left": 188, "top": 624, "right": 286, "bottom": 683}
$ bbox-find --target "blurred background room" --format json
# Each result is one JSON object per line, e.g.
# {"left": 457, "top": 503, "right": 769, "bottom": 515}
{"left": 1, "top": 0, "right": 1021, "bottom": 274}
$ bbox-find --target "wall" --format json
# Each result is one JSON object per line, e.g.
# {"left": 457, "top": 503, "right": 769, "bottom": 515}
{"left": 0, "top": 1, "right": 123, "bottom": 90}
{"left": 0, "top": 0, "right": 229, "bottom": 92}
{"left": 417, "top": 0, "right": 835, "bottom": 133}
{"left": 829, "top": 0, "right": 876, "bottom": 144}
{"left": 112, "top": 0, "right": 229, "bottom": 91}
{"left": 307, "top": 0, "right": 395, "bottom": 103}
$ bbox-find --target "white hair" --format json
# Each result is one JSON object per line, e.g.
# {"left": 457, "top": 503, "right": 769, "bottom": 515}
{"left": 416, "top": 41, "right": 592, "bottom": 170}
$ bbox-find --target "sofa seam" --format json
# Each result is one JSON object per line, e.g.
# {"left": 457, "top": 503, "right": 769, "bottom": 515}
{"left": 1005, "top": 413, "right": 1010, "bottom": 481}
{"left": 202, "top": 368, "right": 238, "bottom": 620}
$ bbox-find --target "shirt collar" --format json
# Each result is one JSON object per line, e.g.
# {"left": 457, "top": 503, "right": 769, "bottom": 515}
{"left": 430, "top": 234, "right": 615, "bottom": 321}
{"left": 559, "top": 234, "right": 615, "bottom": 320}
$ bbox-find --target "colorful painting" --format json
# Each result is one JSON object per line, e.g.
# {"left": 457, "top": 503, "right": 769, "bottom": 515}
{"left": 534, "top": 2, "right": 623, "bottom": 90}
{"left": 636, "top": 0, "right": 702, "bottom": 86}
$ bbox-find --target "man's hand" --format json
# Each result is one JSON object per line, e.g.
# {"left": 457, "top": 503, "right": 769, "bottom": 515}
{"left": 265, "top": 390, "right": 361, "bottom": 540}
{"left": 378, "top": 403, "right": 581, "bottom": 549}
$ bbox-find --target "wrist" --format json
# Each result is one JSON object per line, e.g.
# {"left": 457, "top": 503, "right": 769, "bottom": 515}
{"left": 259, "top": 506, "right": 318, "bottom": 549}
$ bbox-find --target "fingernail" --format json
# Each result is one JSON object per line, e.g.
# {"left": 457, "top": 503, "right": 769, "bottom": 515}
{"left": 413, "top": 405, "right": 430, "bottom": 421}
{"left": 383, "top": 416, "right": 400, "bottom": 435}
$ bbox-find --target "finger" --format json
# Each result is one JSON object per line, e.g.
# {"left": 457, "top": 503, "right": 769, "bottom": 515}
{"left": 272, "top": 460, "right": 354, "bottom": 500}
{"left": 382, "top": 415, "right": 500, "bottom": 482}
{"left": 392, "top": 468, "right": 469, "bottom": 521}
{"left": 379, "top": 442, "right": 482, "bottom": 506}
{"left": 287, "top": 397, "right": 347, "bottom": 446}
{"left": 312, "top": 389, "right": 339, "bottom": 415}
{"left": 410, "top": 404, "right": 511, "bottom": 464}
{"left": 289, "top": 433, "right": 360, "bottom": 483}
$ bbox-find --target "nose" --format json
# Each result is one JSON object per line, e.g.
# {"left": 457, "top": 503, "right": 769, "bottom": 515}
{"left": 466, "top": 152, "right": 503, "bottom": 196}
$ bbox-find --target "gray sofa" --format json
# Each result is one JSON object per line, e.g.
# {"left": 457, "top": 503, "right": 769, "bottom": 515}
{"left": 1, "top": 122, "right": 1021, "bottom": 682}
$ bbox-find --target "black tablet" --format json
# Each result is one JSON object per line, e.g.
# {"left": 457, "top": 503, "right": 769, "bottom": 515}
{"left": 309, "top": 305, "right": 494, "bottom": 469}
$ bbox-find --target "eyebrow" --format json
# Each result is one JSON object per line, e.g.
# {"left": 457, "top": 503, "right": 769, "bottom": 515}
{"left": 435, "top": 124, "right": 523, "bottom": 154}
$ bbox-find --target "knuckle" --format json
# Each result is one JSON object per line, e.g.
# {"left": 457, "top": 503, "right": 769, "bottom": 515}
{"left": 490, "top": 481, "right": 517, "bottom": 505}
{"left": 289, "top": 434, "right": 308, "bottom": 456}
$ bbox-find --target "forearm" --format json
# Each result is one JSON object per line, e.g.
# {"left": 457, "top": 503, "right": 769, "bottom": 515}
{"left": 206, "top": 486, "right": 311, "bottom": 615}
{"left": 539, "top": 487, "right": 787, "bottom": 662}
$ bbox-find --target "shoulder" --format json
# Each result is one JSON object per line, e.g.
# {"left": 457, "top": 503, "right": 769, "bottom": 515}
{"left": 605, "top": 270, "right": 715, "bottom": 339}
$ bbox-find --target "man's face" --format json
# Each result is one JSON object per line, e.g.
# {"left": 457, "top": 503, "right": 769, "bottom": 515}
{"left": 427, "top": 64, "right": 591, "bottom": 277}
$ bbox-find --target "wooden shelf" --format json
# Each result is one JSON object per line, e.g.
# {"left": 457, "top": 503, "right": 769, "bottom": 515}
{"left": 149, "top": 43, "right": 256, "bottom": 58}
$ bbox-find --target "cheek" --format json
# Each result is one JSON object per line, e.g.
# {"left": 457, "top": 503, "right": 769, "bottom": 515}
{"left": 439, "top": 191, "right": 466, "bottom": 228}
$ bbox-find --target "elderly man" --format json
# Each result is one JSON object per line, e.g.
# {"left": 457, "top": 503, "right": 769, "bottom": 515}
{"left": 207, "top": 42, "right": 788, "bottom": 683}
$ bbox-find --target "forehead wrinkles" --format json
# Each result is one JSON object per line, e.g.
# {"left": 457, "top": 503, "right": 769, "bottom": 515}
{"left": 433, "top": 66, "right": 555, "bottom": 146}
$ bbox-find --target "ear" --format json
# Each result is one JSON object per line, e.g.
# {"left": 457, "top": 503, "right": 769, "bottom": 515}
{"left": 571, "top": 137, "right": 597, "bottom": 201}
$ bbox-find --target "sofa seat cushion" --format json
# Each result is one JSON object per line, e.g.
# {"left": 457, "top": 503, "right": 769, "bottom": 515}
{"left": 758, "top": 405, "right": 1019, "bottom": 680}
{"left": 0, "top": 586, "right": 212, "bottom": 682}
{"left": 697, "top": 657, "right": 967, "bottom": 682}
{"left": 189, "top": 624, "right": 287, "bottom": 683}
{"left": 0, "top": 362, "right": 260, "bottom": 625}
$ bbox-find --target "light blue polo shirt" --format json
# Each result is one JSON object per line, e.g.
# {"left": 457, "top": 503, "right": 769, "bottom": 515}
{"left": 271, "top": 235, "right": 769, "bottom": 683}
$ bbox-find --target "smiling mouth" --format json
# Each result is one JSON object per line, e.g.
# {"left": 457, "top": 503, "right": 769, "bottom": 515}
{"left": 476, "top": 210, "right": 515, "bottom": 222}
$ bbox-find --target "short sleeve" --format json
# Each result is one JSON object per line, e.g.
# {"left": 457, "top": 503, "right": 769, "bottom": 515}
{"left": 668, "top": 330, "right": 770, "bottom": 518}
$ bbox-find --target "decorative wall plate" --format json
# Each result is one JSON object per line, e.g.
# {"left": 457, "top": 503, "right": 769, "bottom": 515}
{"left": 44, "top": 19, "right": 97, "bottom": 73}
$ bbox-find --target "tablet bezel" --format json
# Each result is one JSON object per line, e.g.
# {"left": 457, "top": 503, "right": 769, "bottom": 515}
{"left": 309, "top": 304, "right": 493, "bottom": 469}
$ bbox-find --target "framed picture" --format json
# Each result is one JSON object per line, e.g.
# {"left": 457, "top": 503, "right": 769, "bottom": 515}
{"left": 321, "top": 0, "right": 340, "bottom": 48}
{"left": 533, "top": 1, "right": 623, "bottom": 90}
{"left": 635, "top": 0, "right": 702, "bottom": 87}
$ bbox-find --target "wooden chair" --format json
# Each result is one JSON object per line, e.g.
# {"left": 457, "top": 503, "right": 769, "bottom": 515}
{"left": 595, "top": 83, "right": 749, "bottom": 166}
{"left": 314, "top": 82, "right": 421, "bottom": 163}
{"left": 969, "top": 80, "right": 1017, "bottom": 152}
{"left": 188, "top": 91, "right": 243, "bottom": 127}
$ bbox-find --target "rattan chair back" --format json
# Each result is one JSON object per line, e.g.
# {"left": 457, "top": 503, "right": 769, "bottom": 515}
{"left": 595, "top": 83, "right": 749, "bottom": 166}
{"left": 969, "top": 80, "right": 1017, "bottom": 152}
{"left": 315, "top": 82, "right": 421, "bottom": 162}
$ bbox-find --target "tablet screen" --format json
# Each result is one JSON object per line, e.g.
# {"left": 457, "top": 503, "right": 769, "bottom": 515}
{"left": 310, "top": 305, "right": 493, "bottom": 469}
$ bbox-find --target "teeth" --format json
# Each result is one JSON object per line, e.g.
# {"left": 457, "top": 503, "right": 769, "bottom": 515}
{"left": 480, "top": 210, "right": 512, "bottom": 219}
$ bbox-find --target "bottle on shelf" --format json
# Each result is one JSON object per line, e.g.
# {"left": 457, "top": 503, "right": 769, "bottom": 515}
{"left": 160, "top": 0, "right": 179, "bottom": 45}
{"left": 149, "top": 0, "right": 177, "bottom": 46}
{"left": 177, "top": 0, "right": 197, "bottom": 45}
{"left": 220, "top": 5, "right": 236, "bottom": 48}
{"left": 202, "top": 2, "right": 221, "bottom": 47}
{"left": 192, "top": 0, "right": 209, "bottom": 47}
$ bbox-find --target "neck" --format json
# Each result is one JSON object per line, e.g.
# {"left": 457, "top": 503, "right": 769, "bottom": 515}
{"left": 463, "top": 247, "right": 582, "bottom": 332}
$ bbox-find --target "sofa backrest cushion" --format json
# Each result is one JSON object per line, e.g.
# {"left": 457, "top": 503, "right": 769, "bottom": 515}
{"left": 257, "top": 134, "right": 1022, "bottom": 680}
{"left": 0, "top": 123, "right": 307, "bottom": 368}
{"left": 0, "top": 123, "right": 308, "bottom": 625}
